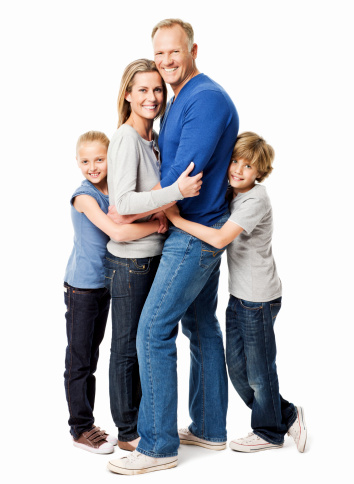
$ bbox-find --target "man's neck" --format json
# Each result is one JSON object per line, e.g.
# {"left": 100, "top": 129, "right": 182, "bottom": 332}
{"left": 172, "top": 68, "right": 201, "bottom": 100}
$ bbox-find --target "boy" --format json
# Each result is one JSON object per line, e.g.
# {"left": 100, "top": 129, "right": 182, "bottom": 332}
{"left": 164, "top": 131, "right": 307, "bottom": 453}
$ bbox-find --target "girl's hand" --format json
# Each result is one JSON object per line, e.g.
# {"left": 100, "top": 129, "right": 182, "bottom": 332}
{"left": 177, "top": 162, "right": 203, "bottom": 198}
{"left": 164, "top": 204, "right": 180, "bottom": 222}
{"left": 151, "top": 211, "right": 169, "bottom": 233}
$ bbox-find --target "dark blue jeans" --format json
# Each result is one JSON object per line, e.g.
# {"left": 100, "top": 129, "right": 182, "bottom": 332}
{"left": 104, "top": 252, "right": 160, "bottom": 442}
{"left": 226, "top": 295, "right": 297, "bottom": 445}
{"left": 64, "top": 283, "right": 110, "bottom": 439}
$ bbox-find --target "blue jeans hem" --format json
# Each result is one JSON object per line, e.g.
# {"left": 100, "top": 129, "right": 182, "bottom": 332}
{"left": 286, "top": 407, "right": 298, "bottom": 430}
{"left": 136, "top": 446, "right": 178, "bottom": 458}
{"left": 188, "top": 426, "right": 227, "bottom": 442}
{"left": 118, "top": 433, "right": 140, "bottom": 442}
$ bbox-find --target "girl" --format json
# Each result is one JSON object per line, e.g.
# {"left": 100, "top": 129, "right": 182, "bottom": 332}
{"left": 64, "top": 131, "right": 165, "bottom": 453}
{"left": 105, "top": 59, "right": 202, "bottom": 451}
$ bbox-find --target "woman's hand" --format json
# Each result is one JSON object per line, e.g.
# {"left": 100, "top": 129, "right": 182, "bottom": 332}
{"left": 107, "top": 205, "right": 136, "bottom": 224}
{"left": 177, "top": 162, "right": 203, "bottom": 198}
{"left": 151, "top": 211, "right": 169, "bottom": 233}
{"left": 164, "top": 204, "right": 180, "bottom": 222}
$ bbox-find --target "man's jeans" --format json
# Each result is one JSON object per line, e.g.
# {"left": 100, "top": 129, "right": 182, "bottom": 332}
{"left": 104, "top": 253, "right": 160, "bottom": 442}
{"left": 136, "top": 213, "right": 229, "bottom": 458}
{"left": 64, "top": 283, "right": 110, "bottom": 439}
{"left": 226, "top": 295, "right": 297, "bottom": 445}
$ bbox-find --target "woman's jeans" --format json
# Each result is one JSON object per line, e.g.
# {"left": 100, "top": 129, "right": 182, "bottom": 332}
{"left": 136, "top": 213, "right": 229, "bottom": 458}
{"left": 64, "top": 283, "right": 110, "bottom": 439}
{"left": 104, "top": 253, "right": 160, "bottom": 442}
{"left": 226, "top": 295, "right": 297, "bottom": 445}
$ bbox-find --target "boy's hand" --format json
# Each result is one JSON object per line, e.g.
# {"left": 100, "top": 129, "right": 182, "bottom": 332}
{"left": 177, "top": 162, "right": 203, "bottom": 198}
{"left": 107, "top": 205, "right": 136, "bottom": 224}
{"left": 151, "top": 211, "right": 169, "bottom": 234}
{"left": 164, "top": 204, "right": 180, "bottom": 222}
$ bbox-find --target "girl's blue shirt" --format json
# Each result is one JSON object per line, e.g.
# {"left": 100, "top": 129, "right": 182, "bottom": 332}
{"left": 64, "top": 180, "right": 109, "bottom": 289}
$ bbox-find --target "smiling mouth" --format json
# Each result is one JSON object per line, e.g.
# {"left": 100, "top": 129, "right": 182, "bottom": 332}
{"left": 89, "top": 173, "right": 100, "bottom": 177}
{"left": 231, "top": 175, "right": 243, "bottom": 181}
{"left": 163, "top": 67, "right": 178, "bottom": 72}
{"left": 142, "top": 105, "right": 158, "bottom": 110}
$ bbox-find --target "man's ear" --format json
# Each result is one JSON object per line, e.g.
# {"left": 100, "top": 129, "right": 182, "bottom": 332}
{"left": 191, "top": 43, "right": 198, "bottom": 60}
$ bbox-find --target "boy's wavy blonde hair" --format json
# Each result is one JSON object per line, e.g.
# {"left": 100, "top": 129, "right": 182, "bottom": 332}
{"left": 76, "top": 131, "right": 110, "bottom": 154}
{"left": 232, "top": 131, "right": 275, "bottom": 183}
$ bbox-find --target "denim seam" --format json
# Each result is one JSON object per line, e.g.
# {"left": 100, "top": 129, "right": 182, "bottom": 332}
{"left": 262, "top": 305, "right": 280, "bottom": 430}
{"left": 192, "top": 301, "right": 205, "bottom": 437}
{"left": 105, "top": 256, "right": 129, "bottom": 267}
{"left": 66, "top": 288, "right": 78, "bottom": 438}
{"left": 145, "top": 238, "right": 193, "bottom": 454}
{"left": 136, "top": 447, "right": 178, "bottom": 458}
{"left": 253, "top": 430, "right": 284, "bottom": 446}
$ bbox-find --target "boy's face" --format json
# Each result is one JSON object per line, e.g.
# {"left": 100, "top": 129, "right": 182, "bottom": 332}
{"left": 228, "top": 158, "right": 260, "bottom": 194}
{"left": 76, "top": 141, "right": 108, "bottom": 186}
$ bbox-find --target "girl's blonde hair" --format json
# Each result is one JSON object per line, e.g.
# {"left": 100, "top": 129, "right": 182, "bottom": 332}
{"left": 232, "top": 131, "right": 275, "bottom": 183}
{"left": 76, "top": 131, "right": 110, "bottom": 154}
{"left": 117, "top": 59, "right": 167, "bottom": 128}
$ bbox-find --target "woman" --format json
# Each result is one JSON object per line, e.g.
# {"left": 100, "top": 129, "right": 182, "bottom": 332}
{"left": 105, "top": 59, "right": 201, "bottom": 450}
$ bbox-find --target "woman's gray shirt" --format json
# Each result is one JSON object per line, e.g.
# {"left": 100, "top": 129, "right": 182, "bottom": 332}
{"left": 107, "top": 124, "right": 183, "bottom": 258}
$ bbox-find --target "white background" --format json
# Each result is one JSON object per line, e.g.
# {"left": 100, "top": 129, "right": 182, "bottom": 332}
{"left": 1, "top": 0, "right": 353, "bottom": 482}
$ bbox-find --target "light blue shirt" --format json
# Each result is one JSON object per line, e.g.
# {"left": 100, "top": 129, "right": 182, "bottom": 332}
{"left": 64, "top": 180, "right": 109, "bottom": 289}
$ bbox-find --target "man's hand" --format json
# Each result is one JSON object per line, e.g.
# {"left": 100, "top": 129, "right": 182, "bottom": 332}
{"left": 164, "top": 204, "right": 180, "bottom": 222}
{"left": 107, "top": 205, "right": 136, "bottom": 225}
{"left": 151, "top": 211, "right": 169, "bottom": 233}
{"left": 177, "top": 162, "right": 203, "bottom": 198}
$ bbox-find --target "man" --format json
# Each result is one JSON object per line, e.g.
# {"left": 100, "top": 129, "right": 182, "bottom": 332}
{"left": 108, "top": 18, "right": 239, "bottom": 475}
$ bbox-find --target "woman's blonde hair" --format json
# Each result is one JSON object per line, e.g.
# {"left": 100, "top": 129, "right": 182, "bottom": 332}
{"left": 76, "top": 130, "right": 110, "bottom": 154}
{"left": 232, "top": 131, "right": 275, "bottom": 183}
{"left": 117, "top": 59, "right": 167, "bottom": 128}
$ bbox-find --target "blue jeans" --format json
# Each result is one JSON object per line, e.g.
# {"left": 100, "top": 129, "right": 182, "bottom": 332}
{"left": 64, "top": 283, "right": 110, "bottom": 439}
{"left": 136, "top": 213, "right": 229, "bottom": 458}
{"left": 104, "top": 253, "right": 160, "bottom": 441}
{"left": 226, "top": 295, "right": 297, "bottom": 445}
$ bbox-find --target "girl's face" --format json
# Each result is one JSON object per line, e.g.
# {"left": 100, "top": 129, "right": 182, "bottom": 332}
{"left": 76, "top": 141, "right": 108, "bottom": 186}
{"left": 228, "top": 158, "right": 260, "bottom": 194}
{"left": 125, "top": 71, "right": 164, "bottom": 121}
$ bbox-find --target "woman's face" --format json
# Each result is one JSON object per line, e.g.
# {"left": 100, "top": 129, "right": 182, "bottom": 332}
{"left": 125, "top": 71, "right": 164, "bottom": 121}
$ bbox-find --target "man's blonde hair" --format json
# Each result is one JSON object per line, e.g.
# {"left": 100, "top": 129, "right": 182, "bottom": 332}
{"left": 151, "top": 18, "right": 194, "bottom": 51}
{"left": 232, "top": 132, "right": 275, "bottom": 183}
{"left": 117, "top": 58, "right": 167, "bottom": 128}
{"left": 76, "top": 131, "right": 109, "bottom": 154}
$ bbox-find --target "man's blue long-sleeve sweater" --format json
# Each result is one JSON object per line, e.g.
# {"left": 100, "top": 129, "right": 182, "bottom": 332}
{"left": 159, "top": 73, "right": 239, "bottom": 226}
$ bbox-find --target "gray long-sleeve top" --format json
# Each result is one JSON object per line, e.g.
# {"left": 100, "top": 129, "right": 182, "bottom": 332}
{"left": 107, "top": 124, "right": 183, "bottom": 258}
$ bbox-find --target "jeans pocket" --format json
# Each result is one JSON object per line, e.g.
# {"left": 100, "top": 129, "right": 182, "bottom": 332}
{"left": 129, "top": 257, "right": 152, "bottom": 275}
{"left": 239, "top": 299, "right": 263, "bottom": 310}
{"left": 270, "top": 302, "right": 281, "bottom": 321}
{"left": 199, "top": 242, "right": 225, "bottom": 268}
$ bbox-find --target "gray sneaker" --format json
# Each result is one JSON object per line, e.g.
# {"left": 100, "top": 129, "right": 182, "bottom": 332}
{"left": 287, "top": 406, "right": 307, "bottom": 452}
{"left": 229, "top": 432, "right": 283, "bottom": 453}
{"left": 107, "top": 450, "right": 178, "bottom": 475}
{"left": 178, "top": 427, "right": 226, "bottom": 450}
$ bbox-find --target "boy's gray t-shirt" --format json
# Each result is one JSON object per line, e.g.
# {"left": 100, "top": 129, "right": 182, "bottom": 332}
{"left": 227, "top": 184, "right": 282, "bottom": 302}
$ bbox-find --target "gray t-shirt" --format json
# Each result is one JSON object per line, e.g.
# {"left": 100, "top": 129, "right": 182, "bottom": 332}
{"left": 107, "top": 124, "right": 183, "bottom": 258}
{"left": 227, "top": 184, "right": 282, "bottom": 302}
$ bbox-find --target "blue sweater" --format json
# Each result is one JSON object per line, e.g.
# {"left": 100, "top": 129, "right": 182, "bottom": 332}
{"left": 159, "top": 74, "right": 239, "bottom": 226}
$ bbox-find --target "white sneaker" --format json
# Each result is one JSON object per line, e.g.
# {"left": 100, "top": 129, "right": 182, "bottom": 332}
{"left": 107, "top": 450, "right": 178, "bottom": 475}
{"left": 178, "top": 427, "right": 226, "bottom": 450}
{"left": 287, "top": 406, "right": 307, "bottom": 452}
{"left": 229, "top": 432, "right": 283, "bottom": 453}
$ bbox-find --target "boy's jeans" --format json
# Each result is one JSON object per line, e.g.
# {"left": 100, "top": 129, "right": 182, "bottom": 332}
{"left": 226, "top": 295, "right": 297, "bottom": 445}
{"left": 64, "top": 283, "right": 110, "bottom": 439}
{"left": 136, "top": 213, "right": 229, "bottom": 458}
{"left": 104, "top": 253, "right": 160, "bottom": 442}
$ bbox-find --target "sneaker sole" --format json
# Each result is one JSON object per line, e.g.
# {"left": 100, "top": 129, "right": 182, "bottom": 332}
{"left": 229, "top": 441, "right": 283, "bottom": 453}
{"left": 107, "top": 460, "right": 177, "bottom": 475}
{"left": 73, "top": 442, "right": 114, "bottom": 454}
{"left": 296, "top": 406, "right": 307, "bottom": 453}
{"left": 179, "top": 439, "right": 226, "bottom": 450}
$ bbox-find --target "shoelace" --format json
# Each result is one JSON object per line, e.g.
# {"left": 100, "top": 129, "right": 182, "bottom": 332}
{"left": 125, "top": 451, "right": 143, "bottom": 463}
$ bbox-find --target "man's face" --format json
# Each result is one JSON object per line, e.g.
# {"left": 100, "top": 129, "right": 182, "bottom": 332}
{"left": 153, "top": 25, "right": 197, "bottom": 95}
